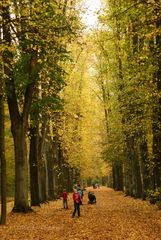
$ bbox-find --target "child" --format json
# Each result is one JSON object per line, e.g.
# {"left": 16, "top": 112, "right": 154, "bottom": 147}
{"left": 72, "top": 188, "right": 81, "bottom": 218}
{"left": 88, "top": 191, "right": 96, "bottom": 204}
{"left": 62, "top": 189, "right": 68, "bottom": 209}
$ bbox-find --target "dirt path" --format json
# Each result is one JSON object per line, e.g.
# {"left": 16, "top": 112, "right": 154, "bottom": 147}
{"left": 0, "top": 187, "right": 161, "bottom": 240}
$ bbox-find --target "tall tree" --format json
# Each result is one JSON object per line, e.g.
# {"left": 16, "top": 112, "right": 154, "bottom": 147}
{"left": 94, "top": 0, "right": 158, "bottom": 199}
{"left": 152, "top": 0, "right": 161, "bottom": 189}
{"left": 0, "top": 49, "right": 7, "bottom": 225}
{"left": 2, "top": 0, "right": 79, "bottom": 212}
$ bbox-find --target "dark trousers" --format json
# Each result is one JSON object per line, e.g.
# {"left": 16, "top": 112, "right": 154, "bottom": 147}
{"left": 72, "top": 202, "right": 80, "bottom": 217}
{"left": 63, "top": 199, "right": 68, "bottom": 209}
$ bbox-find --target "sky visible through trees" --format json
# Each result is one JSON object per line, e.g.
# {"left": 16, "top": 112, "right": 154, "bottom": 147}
{"left": 81, "top": 0, "right": 102, "bottom": 28}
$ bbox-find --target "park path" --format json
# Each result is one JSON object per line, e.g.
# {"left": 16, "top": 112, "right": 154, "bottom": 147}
{"left": 0, "top": 187, "right": 161, "bottom": 240}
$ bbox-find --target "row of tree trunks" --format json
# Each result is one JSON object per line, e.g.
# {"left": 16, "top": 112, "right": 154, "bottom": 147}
{"left": 29, "top": 121, "right": 75, "bottom": 206}
{"left": 112, "top": 9, "right": 150, "bottom": 198}
{"left": 1, "top": 0, "right": 81, "bottom": 214}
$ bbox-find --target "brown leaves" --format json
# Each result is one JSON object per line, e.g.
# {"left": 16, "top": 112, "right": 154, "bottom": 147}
{"left": 0, "top": 187, "right": 161, "bottom": 240}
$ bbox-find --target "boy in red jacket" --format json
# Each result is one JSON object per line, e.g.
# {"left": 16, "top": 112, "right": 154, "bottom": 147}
{"left": 62, "top": 189, "right": 68, "bottom": 209}
{"left": 72, "top": 188, "right": 81, "bottom": 218}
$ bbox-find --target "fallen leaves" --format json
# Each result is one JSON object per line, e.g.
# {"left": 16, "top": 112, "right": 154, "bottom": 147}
{"left": 0, "top": 187, "right": 161, "bottom": 240}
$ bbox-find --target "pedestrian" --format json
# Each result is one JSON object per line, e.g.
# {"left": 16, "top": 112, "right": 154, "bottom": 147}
{"left": 62, "top": 189, "right": 68, "bottom": 209}
{"left": 72, "top": 188, "right": 81, "bottom": 218}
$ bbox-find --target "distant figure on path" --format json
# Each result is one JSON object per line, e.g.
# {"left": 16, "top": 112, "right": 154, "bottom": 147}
{"left": 88, "top": 192, "right": 96, "bottom": 204}
{"left": 62, "top": 189, "right": 68, "bottom": 209}
{"left": 72, "top": 188, "right": 81, "bottom": 218}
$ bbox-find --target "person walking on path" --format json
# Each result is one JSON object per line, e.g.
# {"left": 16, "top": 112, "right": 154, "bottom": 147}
{"left": 62, "top": 189, "right": 68, "bottom": 209}
{"left": 72, "top": 188, "right": 81, "bottom": 218}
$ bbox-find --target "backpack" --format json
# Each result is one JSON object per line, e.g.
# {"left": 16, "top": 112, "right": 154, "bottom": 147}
{"left": 77, "top": 189, "right": 83, "bottom": 197}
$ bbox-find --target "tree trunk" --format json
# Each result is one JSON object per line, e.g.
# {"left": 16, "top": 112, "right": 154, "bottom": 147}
{"left": 133, "top": 151, "right": 142, "bottom": 198}
{"left": 0, "top": 79, "right": 6, "bottom": 224}
{"left": 52, "top": 133, "right": 59, "bottom": 198}
{"left": 2, "top": 5, "right": 30, "bottom": 212}
{"left": 112, "top": 165, "right": 116, "bottom": 190}
{"left": 29, "top": 125, "right": 40, "bottom": 206}
{"left": 125, "top": 135, "right": 142, "bottom": 198}
{"left": 115, "top": 163, "right": 123, "bottom": 191}
{"left": 152, "top": 14, "right": 161, "bottom": 189}
{"left": 11, "top": 122, "right": 30, "bottom": 212}
{"left": 2, "top": 3, "right": 39, "bottom": 212}
{"left": 139, "top": 137, "right": 150, "bottom": 199}
{"left": 57, "top": 143, "right": 64, "bottom": 195}
{"left": 38, "top": 122, "right": 48, "bottom": 203}
{"left": 124, "top": 136, "right": 135, "bottom": 196}
{"left": 66, "top": 165, "right": 73, "bottom": 192}
{"left": 46, "top": 141, "right": 55, "bottom": 200}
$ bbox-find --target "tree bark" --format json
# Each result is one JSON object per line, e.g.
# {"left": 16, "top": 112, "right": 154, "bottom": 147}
{"left": 125, "top": 135, "right": 142, "bottom": 198}
{"left": 0, "top": 78, "right": 6, "bottom": 224}
{"left": 2, "top": 4, "right": 39, "bottom": 212}
{"left": 38, "top": 122, "right": 48, "bottom": 203}
{"left": 11, "top": 121, "right": 30, "bottom": 212}
{"left": 113, "top": 163, "right": 123, "bottom": 191}
{"left": 139, "top": 136, "right": 150, "bottom": 199}
{"left": 29, "top": 124, "right": 40, "bottom": 206}
{"left": 152, "top": 12, "right": 161, "bottom": 189}
{"left": 46, "top": 141, "right": 55, "bottom": 200}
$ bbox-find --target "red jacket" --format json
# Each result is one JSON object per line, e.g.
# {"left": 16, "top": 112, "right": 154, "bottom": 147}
{"left": 63, "top": 191, "right": 68, "bottom": 200}
{"left": 73, "top": 192, "right": 81, "bottom": 203}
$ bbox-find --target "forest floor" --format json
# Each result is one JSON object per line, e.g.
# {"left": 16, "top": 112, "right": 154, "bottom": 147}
{"left": 0, "top": 187, "right": 161, "bottom": 240}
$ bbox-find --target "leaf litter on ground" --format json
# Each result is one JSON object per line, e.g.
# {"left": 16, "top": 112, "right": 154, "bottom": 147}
{"left": 0, "top": 187, "right": 161, "bottom": 240}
